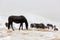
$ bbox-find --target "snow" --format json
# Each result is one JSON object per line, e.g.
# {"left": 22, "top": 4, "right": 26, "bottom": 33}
{"left": 0, "top": 15, "right": 60, "bottom": 40}
{"left": 0, "top": 28, "right": 60, "bottom": 40}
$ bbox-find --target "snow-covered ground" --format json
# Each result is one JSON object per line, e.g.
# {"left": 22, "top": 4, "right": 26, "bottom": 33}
{"left": 0, "top": 28, "right": 60, "bottom": 40}
{"left": 0, "top": 14, "right": 60, "bottom": 40}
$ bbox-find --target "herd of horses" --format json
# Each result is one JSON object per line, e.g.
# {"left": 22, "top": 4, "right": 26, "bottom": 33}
{"left": 30, "top": 23, "right": 58, "bottom": 31}
{"left": 5, "top": 15, "right": 58, "bottom": 31}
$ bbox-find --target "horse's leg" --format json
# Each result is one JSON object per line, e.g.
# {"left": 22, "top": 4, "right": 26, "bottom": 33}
{"left": 25, "top": 21, "right": 28, "bottom": 30}
{"left": 21, "top": 23, "right": 23, "bottom": 30}
{"left": 52, "top": 26, "right": 53, "bottom": 29}
{"left": 11, "top": 23, "right": 14, "bottom": 31}
{"left": 19, "top": 23, "right": 22, "bottom": 30}
{"left": 8, "top": 23, "right": 10, "bottom": 30}
{"left": 50, "top": 26, "right": 53, "bottom": 29}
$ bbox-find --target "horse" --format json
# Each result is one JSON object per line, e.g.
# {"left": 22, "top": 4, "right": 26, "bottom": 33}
{"left": 53, "top": 25, "right": 58, "bottom": 31}
{"left": 47, "top": 24, "right": 54, "bottom": 29}
{"left": 30, "top": 23, "right": 37, "bottom": 28}
{"left": 54, "top": 28, "right": 58, "bottom": 31}
{"left": 5, "top": 15, "right": 28, "bottom": 31}
{"left": 30, "top": 23, "right": 48, "bottom": 29}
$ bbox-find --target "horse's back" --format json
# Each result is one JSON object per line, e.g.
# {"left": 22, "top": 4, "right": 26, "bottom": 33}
{"left": 8, "top": 15, "right": 27, "bottom": 23}
{"left": 47, "top": 24, "right": 53, "bottom": 27}
{"left": 9, "top": 15, "right": 26, "bottom": 19}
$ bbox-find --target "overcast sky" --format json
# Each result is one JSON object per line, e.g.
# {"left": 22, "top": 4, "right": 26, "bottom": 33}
{"left": 0, "top": 0, "right": 60, "bottom": 22}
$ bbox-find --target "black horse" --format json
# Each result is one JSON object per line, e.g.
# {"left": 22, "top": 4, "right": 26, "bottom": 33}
{"left": 30, "top": 23, "right": 48, "bottom": 29}
{"left": 6, "top": 15, "right": 28, "bottom": 31}
{"left": 47, "top": 24, "right": 54, "bottom": 29}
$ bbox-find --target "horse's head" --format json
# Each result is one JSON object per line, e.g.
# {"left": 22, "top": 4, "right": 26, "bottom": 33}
{"left": 5, "top": 22, "right": 10, "bottom": 29}
{"left": 5, "top": 22, "right": 8, "bottom": 27}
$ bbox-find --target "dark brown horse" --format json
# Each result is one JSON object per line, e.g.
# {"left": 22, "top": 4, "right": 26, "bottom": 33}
{"left": 5, "top": 15, "right": 28, "bottom": 31}
{"left": 47, "top": 24, "right": 54, "bottom": 29}
{"left": 30, "top": 23, "right": 48, "bottom": 29}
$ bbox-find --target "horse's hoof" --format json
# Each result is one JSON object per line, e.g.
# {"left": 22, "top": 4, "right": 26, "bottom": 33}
{"left": 19, "top": 29, "right": 20, "bottom": 30}
{"left": 13, "top": 30, "right": 14, "bottom": 31}
{"left": 26, "top": 29, "right": 28, "bottom": 30}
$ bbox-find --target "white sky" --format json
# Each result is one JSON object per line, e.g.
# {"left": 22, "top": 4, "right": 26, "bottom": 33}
{"left": 0, "top": 0, "right": 60, "bottom": 22}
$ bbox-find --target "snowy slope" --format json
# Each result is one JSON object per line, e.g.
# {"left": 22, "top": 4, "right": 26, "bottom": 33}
{"left": 0, "top": 28, "right": 60, "bottom": 40}
{"left": 0, "top": 14, "right": 60, "bottom": 40}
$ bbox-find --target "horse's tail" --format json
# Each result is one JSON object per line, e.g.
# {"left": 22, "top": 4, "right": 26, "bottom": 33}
{"left": 25, "top": 20, "right": 28, "bottom": 30}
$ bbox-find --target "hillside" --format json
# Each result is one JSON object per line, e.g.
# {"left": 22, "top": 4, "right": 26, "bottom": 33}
{"left": 0, "top": 15, "right": 60, "bottom": 40}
